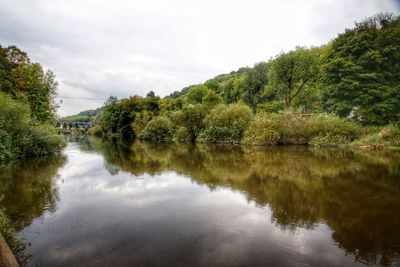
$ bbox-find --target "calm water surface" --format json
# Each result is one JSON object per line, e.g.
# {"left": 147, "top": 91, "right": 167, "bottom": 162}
{"left": 1, "top": 138, "right": 400, "bottom": 267}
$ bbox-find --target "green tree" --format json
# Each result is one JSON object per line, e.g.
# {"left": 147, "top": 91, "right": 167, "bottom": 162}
{"left": 185, "top": 85, "right": 211, "bottom": 104}
{"left": 322, "top": 13, "right": 400, "bottom": 125}
{"left": 242, "top": 62, "right": 270, "bottom": 109}
{"left": 146, "top": 90, "right": 156, "bottom": 98}
{"left": 202, "top": 90, "right": 222, "bottom": 109}
{"left": 269, "top": 47, "right": 321, "bottom": 109}
{"left": 181, "top": 104, "right": 207, "bottom": 141}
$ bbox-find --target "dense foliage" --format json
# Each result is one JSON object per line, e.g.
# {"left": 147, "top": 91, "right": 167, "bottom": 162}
{"left": 85, "top": 14, "right": 399, "bottom": 147}
{"left": 61, "top": 108, "right": 102, "bottom": 125}
{"left": 199, "top": 103, "right": 253, "bottom": 143}
{"left": 322, "top": 14, "right": 400, "bottom": 125}
{"left": 139, "top": 116, "right": 173, "bottom": 141}
{"left": 0, "top": 45, "right": 64, "bottom": 159}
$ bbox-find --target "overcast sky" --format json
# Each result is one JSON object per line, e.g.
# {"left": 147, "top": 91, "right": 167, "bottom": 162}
{"left": 1, "top": 0, "right": 399, "bottom": 116}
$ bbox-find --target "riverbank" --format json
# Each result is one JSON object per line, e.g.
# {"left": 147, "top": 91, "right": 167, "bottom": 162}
{"left": 89, "top": 111, "right": 400, "bottom": 149}
{"left": 0, "top": 212, "right": 22, "bottom": 267}
{"left": 0, "top": 234, "right": 19, "bottom": 267}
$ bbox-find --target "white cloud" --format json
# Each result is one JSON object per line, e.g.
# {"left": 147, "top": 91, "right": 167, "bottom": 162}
{"left": 0, "top": 0, "right": 398, "bottom": 116}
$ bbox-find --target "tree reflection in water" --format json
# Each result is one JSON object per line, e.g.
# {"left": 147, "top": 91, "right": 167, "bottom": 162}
{"left": 1, "top": 137, "right": 399, "bottom": 266}
{"left": 88, "top": 138, "right": 400, "bottom": 266}
{"left": 0, "top": 155, "right": 67, "bottom": 230}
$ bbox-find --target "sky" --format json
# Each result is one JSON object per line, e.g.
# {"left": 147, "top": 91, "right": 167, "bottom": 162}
{"left": 1, "top": 0, "right": 399, "bottom": 116}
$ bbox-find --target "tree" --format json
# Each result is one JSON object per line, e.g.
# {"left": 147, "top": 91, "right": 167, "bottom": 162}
{"left": 10, "top": 63, "right": 58, "bottom": 122}
{"left": 5, "top": 45, "right": 30, "bottom": 66}
{"left": 242, "top": 62, "right": 269, "bottom": 109}
{"left": 181, "top": 104, "right": 207, "bottom": 141}
{"left": 202, "top": 90, "right": 222, "bottom": 109}
{"left": 322, "top": 13, "right": 400, "bottom": 124}
{"left": 185, "top": 85, "right": 211, "bottom": 104}
{"left": 146, "top": 90, "right": 156, "bottom": 98}
{"left": 269, "top": 47, "right": 321, "bottom": 109}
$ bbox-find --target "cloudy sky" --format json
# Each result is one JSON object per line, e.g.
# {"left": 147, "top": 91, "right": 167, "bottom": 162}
{"left": 1, "top": 0, "right": 399, "bottom": 116}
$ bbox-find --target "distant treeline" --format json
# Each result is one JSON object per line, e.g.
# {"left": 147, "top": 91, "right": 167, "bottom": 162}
{"left": 0, "top": 44, "right": 65, "bottom": 160}
{"left": 78, "top": 14, "right": 399, "bottom": 146}
{"left": 62, "top": 108, "right": 102, "bottom": 124}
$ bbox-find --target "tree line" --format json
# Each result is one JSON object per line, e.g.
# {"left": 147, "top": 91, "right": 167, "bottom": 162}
{"left": 0, "top": 45, "right": 64, "bottom": 159}
{"left": 86, "top": 14, "right": 399, "bottom": 147}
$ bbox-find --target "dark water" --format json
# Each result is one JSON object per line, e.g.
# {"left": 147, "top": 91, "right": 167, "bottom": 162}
{"left": 1, "top": 138, "right": 400, "bottom": 267}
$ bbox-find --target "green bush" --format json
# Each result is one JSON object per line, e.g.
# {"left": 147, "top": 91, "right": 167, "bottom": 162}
{"left": 88, "top": 125, "right": 104, "bottom": 137}
{"left": 0, "top": 128, "right": 13, "bottom": 160}
{"left": 140, "top": 116, "right": 173, "bottom": 141}
{"left": 0, "top": 93, "right": 65, "bottom": 159}
{"left": 199, "top": 103, "right": 253, "bottom": 143}
{"left": 242, "top": 113, "right": 281, "bottom": 145}
{"left": 308, "top": 114, "right": 360, "bottom": 140}
{"left": 174, "top": 126, "right": 189, "bottom": 142}
{"left": 276, "top": 113, "right": 360, "bottom": 145}
{"left": 279, "top": 113, "right": 310, "bottom": 143}
{"left": 28, "top": 124, "right": 66, "bottom": 156}
{"left": 241, "top": 112, "right": 363, "bottom": 146}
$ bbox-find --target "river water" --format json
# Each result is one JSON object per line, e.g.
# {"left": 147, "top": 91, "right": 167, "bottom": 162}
{"left": 1, "top": 138, "right": 400, "bottom": 267}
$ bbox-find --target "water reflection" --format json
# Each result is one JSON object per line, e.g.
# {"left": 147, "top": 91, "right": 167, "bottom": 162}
{"left": 0, "top": 138, "right": 400, "bottom": 267}
{"left": 88, "top": 139, "right": 400, "bottom": 266}
{"left": 0, "top": 156, "right": 67, "bottom": 230}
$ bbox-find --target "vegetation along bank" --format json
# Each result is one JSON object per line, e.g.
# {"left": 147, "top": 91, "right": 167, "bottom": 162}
{"left": 0, "top": 45, "right": 65, "bottom": 160}
{"left": 75, "top": 14, "right": 399, "bottom": 148}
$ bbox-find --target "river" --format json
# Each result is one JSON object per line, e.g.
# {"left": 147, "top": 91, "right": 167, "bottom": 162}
{"left": 1, "top": 137, "right": 400, "bottom": 267}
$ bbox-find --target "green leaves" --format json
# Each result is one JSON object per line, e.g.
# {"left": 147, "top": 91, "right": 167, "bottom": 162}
{"left": 199, "top": 103, "right": 253, "bottom": 143}
{"left": 322, "top": 13, "right": 400, "bottom": 125}
{"left": 269, "top": 47, "right": 321, "bottom": 109}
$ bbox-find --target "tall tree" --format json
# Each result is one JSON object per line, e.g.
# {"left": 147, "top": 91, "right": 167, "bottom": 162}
{"left": 242, "top": 62, "right": 269, "bottom": 109}
{"left": 268, "top": 47, "right": 321, "bottom": 109}
{"left": 322, "top": 13, "right": 400, "bottom": 125}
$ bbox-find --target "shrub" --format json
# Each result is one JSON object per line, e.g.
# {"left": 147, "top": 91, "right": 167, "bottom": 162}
{"left": 139, "top": 116, "right": 173, "bottom": 141}
{"left": 0, "top": 93, "right": 65, "bottom": 159}
{"left": 199, "top": 103, "right": 253, "bottom": 143}
{"left": 242, "top": 112, "right": 363, "bottom": 146}
{"left": 28, "top": 124, "right": 66, "bottom": 156}
{"left": 279, "top": 113, "right": 310, "bottom": 144}
{"left": 308, "top": 114, "right": 360, "bottom": 140}
{"left": 0, "top": 128, "right": 13, "bottom": 160}
{"left": 266, "top": 112, "right": 361, "bottom": 145}
{"left": 174, "top": 126, "right": 189, "bottom": 142}
{"left": 242, "top": 113, "right": 282, "bottom": 145}
{"left": 88, "top": 125, "right": 104, "bottom": 137}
